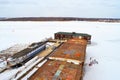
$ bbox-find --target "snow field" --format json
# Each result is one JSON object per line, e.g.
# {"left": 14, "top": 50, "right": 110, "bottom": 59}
{"left": 0, "top": 21, "right": 120, "bottom": 80}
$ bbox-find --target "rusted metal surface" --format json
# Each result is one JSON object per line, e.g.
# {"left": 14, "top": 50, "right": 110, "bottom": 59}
{"left": 49, "top": 39, "right": 87, "bottom": 61}
{"left": 29, "top": 39, "right": 87, "bottom": 80}
{"left": 29, "top": 60, "right": 83, "bottom": 80}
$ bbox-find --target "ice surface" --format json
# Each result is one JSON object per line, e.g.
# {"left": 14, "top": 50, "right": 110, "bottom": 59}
{"left": 0, "top": 21, "right": 120, "bottom": 80}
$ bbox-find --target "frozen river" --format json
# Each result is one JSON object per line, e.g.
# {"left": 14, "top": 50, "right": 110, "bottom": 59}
{"left": 0, "top": 21, "right": 120, "bottom": 80}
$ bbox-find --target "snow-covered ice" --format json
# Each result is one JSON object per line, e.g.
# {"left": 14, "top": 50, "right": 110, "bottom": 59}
{"left": 0, "top": 21, "right": 120, "bottom": 80}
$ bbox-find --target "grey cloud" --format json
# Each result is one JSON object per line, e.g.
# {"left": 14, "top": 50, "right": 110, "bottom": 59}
{"left": 0, "top": 0, "right": 119, "bottom": 18}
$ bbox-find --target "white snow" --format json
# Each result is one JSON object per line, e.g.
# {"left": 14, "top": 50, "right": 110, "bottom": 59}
{"left": 21, "top": 59, "right": 47, "bottom": 80}
{"left": 37, "top": 59, "right": 47, "bottom": 67}
{"left": 21, "top": 68, "right": 38, "bottom": 80}
{"left": 0, "top": 69, "right": 19, "bottom": 80}
{"left": 0, "top": 44, "right": 29, "bottom": 55}
{"left": 0, "top": 21, "right": 120, "bottom": 80}
{"left": 0, "top": 56, "right": 44, "bottom": 80}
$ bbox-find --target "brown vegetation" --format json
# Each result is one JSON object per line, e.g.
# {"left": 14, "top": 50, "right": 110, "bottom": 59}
{"left": 0, "top": 17, "right": 120, "bottom": 22}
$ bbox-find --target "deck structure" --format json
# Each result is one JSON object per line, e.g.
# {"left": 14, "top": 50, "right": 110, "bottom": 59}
{"left": 29, "top": 60, "right": 83, "bottom": 80}
{"left": 54, "top": 32, "right": 91, "bottom": 43}
{"left": 29, "top": 39, "right": 87, "bottom": 80}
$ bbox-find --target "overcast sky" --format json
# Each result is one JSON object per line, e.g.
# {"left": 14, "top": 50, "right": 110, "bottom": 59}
{"left": 0, "top": 0, "right": 120, "bottom": 18}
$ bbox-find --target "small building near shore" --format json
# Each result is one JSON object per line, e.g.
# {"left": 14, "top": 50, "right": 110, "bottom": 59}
{"left": 54, "top": 32, "right": 91, "bottom": 43}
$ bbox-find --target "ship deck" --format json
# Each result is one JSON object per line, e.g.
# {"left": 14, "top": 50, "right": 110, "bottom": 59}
{"left": 29, "top": 39, "right": 87, "bottom": 80}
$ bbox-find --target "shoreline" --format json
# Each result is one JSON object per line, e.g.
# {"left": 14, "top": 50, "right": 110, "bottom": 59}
{"left": 0, "top": 17, "right": 120, "bottom": 22}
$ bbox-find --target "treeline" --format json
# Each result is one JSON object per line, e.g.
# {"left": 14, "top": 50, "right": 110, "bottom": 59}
{"left": 0, "top": 17, "right": 120, "bottom": 22}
